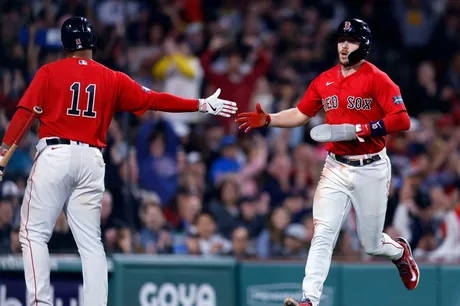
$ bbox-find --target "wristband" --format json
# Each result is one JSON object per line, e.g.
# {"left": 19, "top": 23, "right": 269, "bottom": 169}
{"left": 198, "top": 99, "right": 207, "bottom": 113}
{"left": 369, "top": 119, "right": 387, "bottom": 136}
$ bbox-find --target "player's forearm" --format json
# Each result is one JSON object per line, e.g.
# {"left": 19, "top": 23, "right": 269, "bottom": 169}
{"left": 382, "top": 111, "right": 410, "bottom": 134}
{"left": 268, "top": 108, "right": 310, "bottom": 128}
{"left": 2, "top": 107, "right": 32, "bottom": 147}
{"left": 363, "top": 111, "right": 410, "bottom": 137}
{"left": 150, "top": 92, "right": 199, "bottom": 112}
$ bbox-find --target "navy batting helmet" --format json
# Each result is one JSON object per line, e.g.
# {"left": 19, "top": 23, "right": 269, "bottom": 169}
{"left": 336, "top": 19, "right": 372, "bottom": 65}
{"left": 61, "top": 17, "right": 97, "bottom": 52}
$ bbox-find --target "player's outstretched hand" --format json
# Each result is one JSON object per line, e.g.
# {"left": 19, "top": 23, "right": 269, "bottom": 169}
{"left": 235, "top": 103, "right": 271, "bottom": 133}
{"left": 198, "top": 88, "right": 238, "bottom": 117}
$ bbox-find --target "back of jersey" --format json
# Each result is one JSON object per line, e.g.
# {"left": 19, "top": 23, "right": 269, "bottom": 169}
{"left": 19, "top": 58, "right": 118, "bottom": 147}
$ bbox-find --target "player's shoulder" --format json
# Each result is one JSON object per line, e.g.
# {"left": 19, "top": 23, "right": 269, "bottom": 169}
{"left": 45, "top": 58, "right": 76, "bottom": 71}
{"left": 88, "top": 59, "right": 113, "bottom": 71}
{"left": 47, "top": 58, "right": 111, "bottom": 71}
{"left": 362, "top": 61, "right": 399, "bottom": 89}
{"left": 363, "top": 61, "right": 392, "bottom": 80}
{"left": 33, "top": 64, "right": 50, "bottom": 76}
{"left": 44, "top": 58, "right": 65, "bottom": 68}
{"left": 91, "top": 59, "right": 121, "bottom": 78}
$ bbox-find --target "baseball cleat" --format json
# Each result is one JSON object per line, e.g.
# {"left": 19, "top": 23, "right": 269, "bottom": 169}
{"left": 392, "top": 237, "right": 420, "bottom": 290}
{"left": 283, "top": 297, "right": 313, "bottom": 306}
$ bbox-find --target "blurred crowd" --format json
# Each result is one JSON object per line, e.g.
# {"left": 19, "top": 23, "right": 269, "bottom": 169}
{"left": 0, "top": 0, "right": 460, "bottom": 262}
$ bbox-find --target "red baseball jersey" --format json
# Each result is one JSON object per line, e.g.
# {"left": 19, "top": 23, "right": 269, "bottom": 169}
{"left": 17, "top": 58, "right": 170, "bottom": 147}
{"left": 297, "top": 61, "right": 407, "bottom": 155}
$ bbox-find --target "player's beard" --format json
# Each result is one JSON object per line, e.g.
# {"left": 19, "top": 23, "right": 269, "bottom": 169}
{"left": 338, "top": 51, "right": 351, "bottom": 67}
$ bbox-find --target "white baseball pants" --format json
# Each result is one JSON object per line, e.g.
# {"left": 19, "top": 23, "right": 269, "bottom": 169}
{"left": 19, "top": 138, "right": 107, "bottom": 306}
{"left": 302, "top": 148, "right": 404, "bottom": 306}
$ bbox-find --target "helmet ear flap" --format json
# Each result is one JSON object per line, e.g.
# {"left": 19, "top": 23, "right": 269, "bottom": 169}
{"left": 347, "top": 46, "right": 367, "bottom": 65}
{"left": 348, "top": 38, "right": 371, "bottom": 65}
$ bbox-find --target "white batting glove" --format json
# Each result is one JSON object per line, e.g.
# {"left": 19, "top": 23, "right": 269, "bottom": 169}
{"left": 354, "top": 124, "right": 366, "bottom": 143}
{"left": 198, "top": 88, "right": 238, "bottom": 118}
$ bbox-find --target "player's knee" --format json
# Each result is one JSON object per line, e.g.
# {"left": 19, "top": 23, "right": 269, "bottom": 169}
{"left": 80, "top": 246, "right": 105, "bottom": 258}
{"left": 311, "top": 223, "right": 336, "bottom": 245}
{"left": 19, "top": 226, "right": 52, "bottom": 244}
{"left": 77, "top": 236, "right": 105, "bottom": 254}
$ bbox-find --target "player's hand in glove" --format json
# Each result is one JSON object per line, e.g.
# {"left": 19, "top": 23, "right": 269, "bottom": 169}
{"left": 355, "top": 123, "right": 371, "bottom": 142}
{"left": 198, "top": 88, "right": 238, "bottom": 117}
{"left": 235, "top": 103, "right": 271, "bottom": 133}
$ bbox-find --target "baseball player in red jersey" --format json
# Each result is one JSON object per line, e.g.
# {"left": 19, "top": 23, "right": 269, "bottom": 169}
{"left": 236, "top": 19, "right": 419, "bottom": 306}
{"left": 0, "top": 17, "right": 237, "bottom": 306}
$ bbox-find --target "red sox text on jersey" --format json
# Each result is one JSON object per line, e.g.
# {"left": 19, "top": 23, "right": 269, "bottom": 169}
{"left": 321, "top": 95, "right": 373, "bottom": 111}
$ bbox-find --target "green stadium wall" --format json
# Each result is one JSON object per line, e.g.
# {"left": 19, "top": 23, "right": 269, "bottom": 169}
{"left": 1, "top": 255, "right": 459, "bottom": 306}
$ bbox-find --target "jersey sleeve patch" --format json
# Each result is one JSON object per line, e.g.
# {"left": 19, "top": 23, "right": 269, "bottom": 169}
{"left": 393, "top": 95, "right": 404, "bottom": 105}
{"left": 79, "top": 60, "right": 87, "bottom": 65}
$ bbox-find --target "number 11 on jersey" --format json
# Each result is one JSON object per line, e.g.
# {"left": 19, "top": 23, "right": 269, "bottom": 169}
{"left": 67, "top": 82, "right": 97, "bottom": 118}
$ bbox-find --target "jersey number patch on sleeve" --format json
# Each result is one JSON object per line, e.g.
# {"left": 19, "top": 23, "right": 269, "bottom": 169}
{"left": 67, "top": 82, "right": 97, "bottom": 118}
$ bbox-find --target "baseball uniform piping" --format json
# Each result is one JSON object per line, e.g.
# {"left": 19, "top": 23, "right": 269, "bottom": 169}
{"left": 383, "top": 241, "right": 404, "bottom": 250}
{"left": 25, "top": 161, "right": 39, "bottom": 306}
{"left": 383, "top": 156, "right": 403, "bottom": 251}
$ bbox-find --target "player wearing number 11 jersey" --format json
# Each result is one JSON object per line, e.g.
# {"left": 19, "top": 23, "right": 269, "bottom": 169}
{"left": 0, "top": 17, "right": 237, "bottom": 306}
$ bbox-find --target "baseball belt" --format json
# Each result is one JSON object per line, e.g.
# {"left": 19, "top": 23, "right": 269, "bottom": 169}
{"left": 46, "top": 138, "right": 103, "bottom": 152}
{"left": 328, "top": 152, "right": 381, "bottom": 167}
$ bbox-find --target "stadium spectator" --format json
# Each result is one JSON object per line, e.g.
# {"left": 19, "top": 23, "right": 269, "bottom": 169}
{"left": 193, "top": 211, "right": 232, "bottom": 256}
{"left": 100, "top": 191, "right": 118, "bottom": 253}
{"left": 0, "top": 0, "right": 459, "bottom": 262}
{"left": 236, "top": 196, "right": 266, "bottom": 239}
{"left": 282, "top": 223, "right": 309, "bottom": 259}
{"left": 256, "top": 206, "right": 291, "bottom": 258}
{"left": 208, "top": 176, "right": 241, "bottom": 238}
{"left": 226, "top": 226, "right": 253, "bottom": 258}
{"left": 138, "top": 199, "right": 173, "bottom": 254}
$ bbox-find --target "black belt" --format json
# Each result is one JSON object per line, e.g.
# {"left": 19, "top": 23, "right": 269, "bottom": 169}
{"left": 329, "top": 152, "right": 381, "bottom": 167}
{"left": 46, "top": 138, "right": 103, "bottom": 152}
